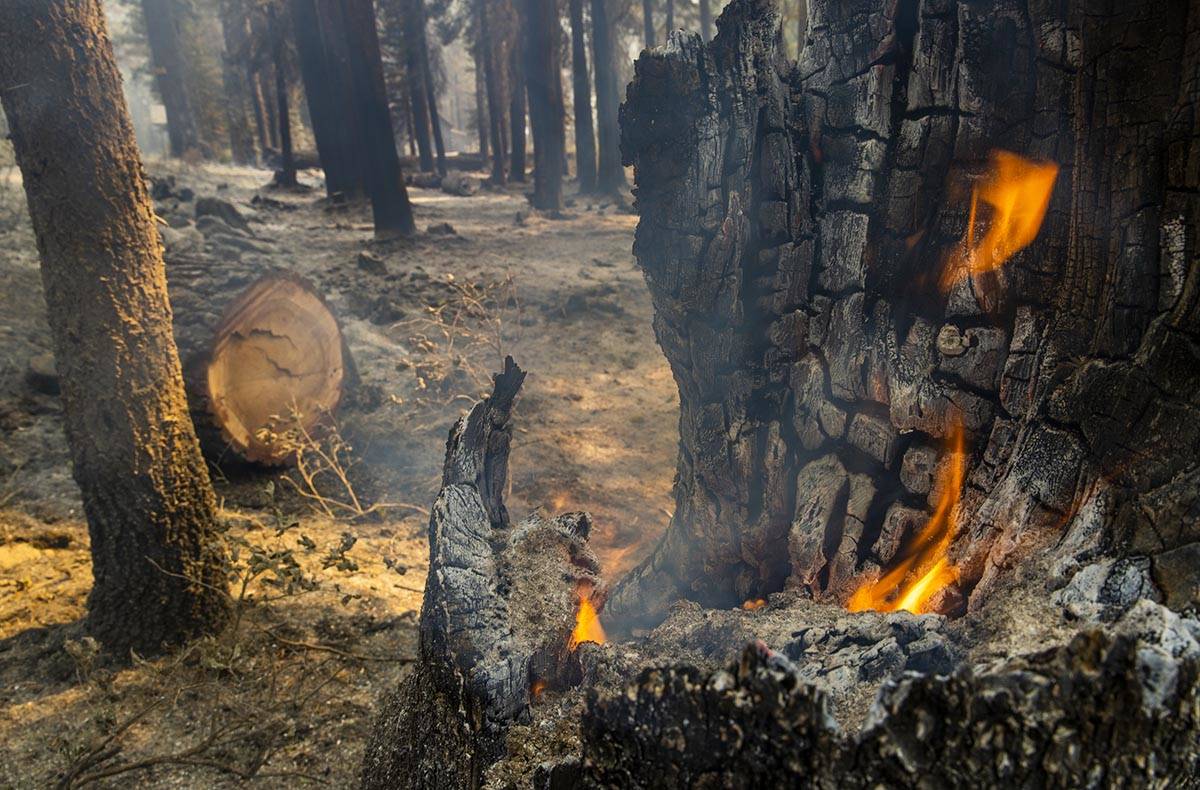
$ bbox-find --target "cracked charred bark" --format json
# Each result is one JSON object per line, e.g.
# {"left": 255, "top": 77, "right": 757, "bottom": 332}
{"left": 0, "top": 0, "right": 227, "bottom": 655}
{"left": 609, "top": 0, "right": 1200, "bottom": 628}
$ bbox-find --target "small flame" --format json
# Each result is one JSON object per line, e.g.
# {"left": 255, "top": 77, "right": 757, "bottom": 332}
{"left": 530, "top": 679, "right": 547, "bottom": 700}
{"left": 940, "top": 150, "right": 1058, "bottom": 291}
{"left": 847, "top": 421, "right": 967, "bottom": 614}
{"left": 568, "top": 584, "right": 607, "bottom": 650}
{"left": 742, "top": 598, "right": 767, "bottom": 611}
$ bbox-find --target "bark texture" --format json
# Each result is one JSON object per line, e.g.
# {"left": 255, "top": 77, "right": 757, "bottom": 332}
{"left": 0, "top": 0, "right": 226, "bottom": 655}
{"left": 610, "top": 0, "right": 1200, "bottom": 627}
{"left": 361, "top": 358, "right": 607, "bottom": 788}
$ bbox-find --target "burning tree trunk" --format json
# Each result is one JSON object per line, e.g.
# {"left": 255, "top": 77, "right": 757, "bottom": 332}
{"left": 522, "top": 0, "right": 567, "bottom": 210}
{"left": 361, "top": 358, "right": 607, "bottom": 788}
{"left": 142, "top": 0, "right": 203, "bottom": 157}
{"left": 0, "top": 0, "right": 226, "bottom": 655}
{"left": 609, "top": 0, "right": 1200, "bottom": 628}
{"left": 568, "top": 0, "right": 597, "bottom": 193}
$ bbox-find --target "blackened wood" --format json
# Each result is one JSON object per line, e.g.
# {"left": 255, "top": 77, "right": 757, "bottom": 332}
{"left": 398, "top": 0, "right": 435, "bottom": 172}
{"left": 269, "top": 5, "right": 297, "bottom": 187}
{"left": 478, "top": 0, "right": 507, "bottom": 184}
{"left": 523, "top": 0, "right": 566, "bottom": 209}
{"left": 590, "top": 0, "right": 624, "bottom": 194}
{"left": 291, "top": 0, "right": 358, "bottom": 197}
{"left": 474, "top": 48, "right": 490, "bottom": 158}
{"left": 142, "top": 0, "right": 202, "bottom": 157}
{"left": 509, "top": 38, "right": 528, "bottom": 183}
{"left": 420, "top": 11, "right": 448, "bottom": 178}
{"left": 218, "top": 0, "right": 258, "bottom": 164}
{"left": 642, "top": 0, "right": 655, "bottom": 48}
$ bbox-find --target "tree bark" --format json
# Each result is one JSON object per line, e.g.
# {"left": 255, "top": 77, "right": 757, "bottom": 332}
{"left": 570, "top": 0, "right": 598, "bottom": 192}
{"left": 269, "top": 4, "right": 297, "bottom": 187}
{"left": 478, "top": 0, "right": 507, "bottom": 185}
{"left": 590, "top": 0, "right": 624, "bottom": 195}
{"left": 291, "top": 0, "right": 358, "bottom": 196}
{"left": 522, "top": 0, "right": 566, "bottom": 209}
{"left": 421, "top": 18, "right": 448, "bottom": 178}
{"left": 0, "top": 0, "right": 227, "bottom": 655}
{"left": 142, "top": 0, "right": 203, "bottom": 157}
{"left": 341, "top": 0, "right": 416, "bottom": 237}
{"left": 610, "top": 0, "right": 1200, "bottom": 628}
{"left": 642, "top": 0, "right": 656, "bottom": 48}
{"left": 218, "top": 0, "right": 258, "bottom": 164}
{"left": 509, "top": 39, "right": 528, "bottom": 183}
{"left": 248, "top": 69, "right": 271, "bottom": 154}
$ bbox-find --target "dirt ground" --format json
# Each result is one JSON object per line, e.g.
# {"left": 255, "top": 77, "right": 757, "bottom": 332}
{"left": 0, "top": 161, "right": 677, "bottom": 788}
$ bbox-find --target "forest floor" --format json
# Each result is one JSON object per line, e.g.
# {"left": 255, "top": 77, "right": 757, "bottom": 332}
{"left": 0, "top": 160, "right": 677, "bottom": 788}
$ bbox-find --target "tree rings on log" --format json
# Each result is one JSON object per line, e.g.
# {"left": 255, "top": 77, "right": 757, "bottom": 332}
{"left": 205, "top": 274, "right": 345, "bottom": 465}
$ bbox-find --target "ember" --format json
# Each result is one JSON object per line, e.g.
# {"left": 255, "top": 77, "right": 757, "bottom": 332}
{"left": 742, "top": 598, "right": 767, "bottom": 611}
{"left": 848, "top": 421, "right": 966, "bottom": 614}
{"left": 569, "top": 584, "right": 607, "bottom": 650}
{"left": 940, "top": 149, "right": 1059, "bottom": 290}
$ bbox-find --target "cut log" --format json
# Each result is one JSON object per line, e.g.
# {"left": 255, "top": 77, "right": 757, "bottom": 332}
{"left": 205, "top": 274, "right": 345, "bottom": 465}
{"left": 361, "top": 357, "right": 608, "bottom": 789}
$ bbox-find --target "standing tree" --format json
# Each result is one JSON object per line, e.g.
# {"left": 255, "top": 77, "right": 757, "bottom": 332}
{"left": 569, "top": 0, "right": 597, "bottom": 192}
{"left": 509, "top": 42, "right": 528, "bottom": 183}
{"left": 590, "top": 0, "right": 624, "bottom": 195}
{"left": 268, "top": 3, "right": 297, "bottom": 186}
{"left": 474, "top": 50, "right": 490, "bottom": 158}
{"left": 522, "top": 0, "right": 566, "bottom": 208}
{"left": 642, "top": 0, "right": 656, "bottom": 48}
{"left": 419, "top": 17, "right": 448, "bottom": 178}
{"left": 0, "top": 0, "right": 227, "bottom": 655}
{"left": 699, "top": 0, "right": 713, "bottom": 39}
{"left": 218, "top": 0, "right": 259, "bottom": 164}
{"left": 665, "top": 0, "right": 674, "bottom": 32}
{"left": 391, "top": 0, "right": 435, "bottom": 172}
{"left": 142, "top": 0, "right": 203, "bottom": 156}
{"left": 478, "top": 0, "right": 507, "bottom": 184}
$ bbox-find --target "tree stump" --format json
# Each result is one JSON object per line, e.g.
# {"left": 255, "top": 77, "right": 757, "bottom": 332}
{"left": 361, "top": 358, "right": 608, "bottom": 789}
{"left": 610, "top": 0, "right": 1200, "bottom": 627}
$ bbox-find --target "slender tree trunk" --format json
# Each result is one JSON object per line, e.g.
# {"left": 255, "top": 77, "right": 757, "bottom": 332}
{"left": 261, "top": 63, "right": 282, "bottom": 150}
{"left": 248, "top": 69, "right": 270, "bottom": 156}
{"left": 642, "top": 0, "right": 655, "bottom": 48}
{"left": 0, "top": 0, "right": 227, "bottom": 656}
{"left": 270, "top": 5, "right": 297, "bottom": 186}
{"left": 698, "top": 0, "right": 713, "bottom": 40}
{"left": 218, "top": 0, "right": 258, "bottom": 164}
{"left": 474, "top": 50, "right": 490, "bottom": 158}
{"left": 665, "top": 0, "right": 674, "bottom": 33}
{"left": 291, "top": 0, "right": 361, "bottom": 197}
{"left": 590, "top": 0, "right": 624, "bottom": 195}
{"left": 795, "top": 0, "right": 806, "bottom": 55}
{"left": 410, "top": 0, "right": 448, "bottom": 177}
{"left": 404, "top": 81, "right": 419, "bottom": 156}
{"left": 399, "top": 0, "right": 435, "bottom": 172}
{"left": 478, "top": 0, "right": 507, "bottom": 185}
{"left": 569, "top": 0, "right": 597, "bottom": 192}
{"left": 509, "top": 40, "right": 528, "bottom": 183}
{"left": 522, "top": 0, "right": 565, "bottom": 209}
{"left": 341, "top": 0, "right": 416, "bottom": 236}
{"left": 142, "top": 0, "right": 202, "bottom": 157}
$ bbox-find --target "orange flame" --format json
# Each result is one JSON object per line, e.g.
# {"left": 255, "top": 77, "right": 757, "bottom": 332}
{"left": 568, "top": 584, "right": 606, "bottom": 650}
{"left": 847, "top": 421, "right": 967, "bottom": 614}
{"left": 530, "top": 679, "right": 547, "bottom": 700}
{"left": 940, "top": 150, "right": 1058, "bottom": 291}
{"left": 741, "top": 598, "right": 767, "bottom": 611}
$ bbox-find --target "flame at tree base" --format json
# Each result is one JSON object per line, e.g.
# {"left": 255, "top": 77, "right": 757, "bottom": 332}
{"left": 568, "top": 584, "right": 607, "bottom": 650}
{"left": 847, "top": 422, "right": 966, "bottom": 615}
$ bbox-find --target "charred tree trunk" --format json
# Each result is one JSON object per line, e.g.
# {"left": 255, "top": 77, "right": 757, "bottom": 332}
{"left": 142, "top": 0, "right": 203, "bottom": 157}
{"left": 642, "top": 0, "right": 656, "bottom": 48}
{"left": 609, "top": 0, "right": 1200, "bottom": 628}
{"left": 590, "top": 0, "right": 624, "bottom": 195}
{"left": 248, "top": 69, "right": 271, "bottom": 155}
{"left": 218, "top": 0, "right": 258, "bottom": 164}
{"left": 401, "top": 0, "right": 435, "bottom": 172}
{"left": 569, "top": 0, "right": 597, "bottom": 192}
{"left": 509, "top": 41, "right": 528, "bottom": 183}
{"left": 523, "top": 0, "right": 566, "bottom": 209}
{"left": 269, "top": 5, "right": 297, "bottom": 187}
{"left": 474, "top": 49, "right": 490, "bottom": 158}
{"left": 361, "top": 358, "right": 606, "bottom": 788}
{"left": 341, "top": 0, "right": 416, "bottom": 237}
{"left": 478, "top": 0, "right": 507, "bottom": 185}
{"left": 0, "top": 0, "right": 227, "bottom": 655}
{"left": 665, "top": 0, "right": 674, "bottom": 33}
